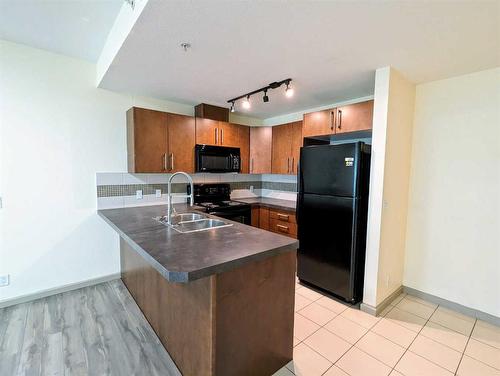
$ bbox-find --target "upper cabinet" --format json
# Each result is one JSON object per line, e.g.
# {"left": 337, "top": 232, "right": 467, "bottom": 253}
{"left": 302, "top": 100, "right": 374, "bottom": 137}
{"left": 249, "top": 127, "right": 272, "bottom": 174}
{"left": 303, "top": 109, "right": 336, "bottom": 137}
{"left": 272, "top": 121, "right": 303, "bottom": 175}
{"left": 195, "top": 119, "right": 239, "bottom": 147}
{"left": 238, "top": 125, "right": 250, "bottom": 173}
{"left": 335, "top": 100, "right": 374, "bottom": 134}
{"left": 127, "top": 107, "right": 195, "bottom": 173}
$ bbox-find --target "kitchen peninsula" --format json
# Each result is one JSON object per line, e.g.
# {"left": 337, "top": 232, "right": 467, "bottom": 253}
{"left": 98, "top": 204, "right": 298, "bottom": 376}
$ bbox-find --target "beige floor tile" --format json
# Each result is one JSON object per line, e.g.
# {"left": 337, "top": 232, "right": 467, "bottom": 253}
{"left": 457, "top": 355, "right": 500, "bottom": 376}
{"left": 299, "top": 302, "right": 337, "bottom": 326}
{"left": 336, "top": 347, "right": 391, "bottom": 376}
{"left": 396, "top": 297, "right": 436, "bottom": 319}
{"left": 436, "top": 306, "right": 475, "bottom": 323}
{"left": 395, "top": 351, "right": 453, "bottom": 376}
{"left": 295, "top": 293, "right": 313, "bottom": 311}
{"left": 296, "top": 286, "right": 324, "bottom": 301}
{"left": 324, "top": 315, "right": 368, "bottom": 344}
{"left": 341, "top": 307, "right": 381, "bottom": 329}
{"left": 385, "top": 307, "right": 427, "bottom": 332}
{"left": 273, "top": 366, "right": 295, "bottom": 376}
{"left": 430, "top": 308, "right": 475, "bottom": 336}
{"left": 405, "top": 295, "right": 438, "bottom": 309}
{"left": 316, "top": 295, "right": 348, "bottom": 314}
{"left": 465, "top": 338, "right": 500, "bottom": 370}
{"left": 472, "top": 320, "right": 500, "bottom": 349}
{"left": 420, "top": 321, "right": 469, "bottom": 352}
{"left": 390, "top": 293, "right": 407, "bottom": 306}
{"left": 304, "top": 327, "right": 351, "bottom": 362}
{"left": 286, "top": 343, "right": 332, "bottom": 376}
{"left": 372, "top": 318, "right": 418, "bottom": 348}
{"left": 389, "top": 371, "right": 405, "bottom": 376}
{"left": 356, "top": 331, "right": 406, "bottom": 367}
{"left": 293, "top": 337, "right": 301, "bottom": 346}
{"left": 379, "top": 304, "right": 395, "bottom": 317}
{"left": 294, "top": 313, "right": 320, "bottom": 341}
{"left": 409, "top": 335, "right": 462, "bottom": 372}
{"left": 323, "top": 365, "right": 350, "bottom": 376}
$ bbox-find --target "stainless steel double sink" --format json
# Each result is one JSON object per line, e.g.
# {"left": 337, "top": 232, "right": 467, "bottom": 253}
{"left": 155, "top": 212, "right": 232, "bottom": 233}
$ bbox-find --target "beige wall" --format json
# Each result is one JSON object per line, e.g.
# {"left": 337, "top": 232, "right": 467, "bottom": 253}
{"left": 404, "top": 68, "right": 500, "bottom": 317}
{"left": 363, "top": 67, "right": 415, "bottom": 308}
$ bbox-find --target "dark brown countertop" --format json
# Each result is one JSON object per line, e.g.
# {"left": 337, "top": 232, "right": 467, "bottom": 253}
{"left": 236, "top": 197, "right": 297, "bottom": 212}
{"left": 98, "top": 204, "right": 298, "bottom": 283}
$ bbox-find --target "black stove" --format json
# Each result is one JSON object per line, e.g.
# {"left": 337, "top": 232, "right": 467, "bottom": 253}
{"left": 188, "top": 183, "right": 251, "bottom": 224}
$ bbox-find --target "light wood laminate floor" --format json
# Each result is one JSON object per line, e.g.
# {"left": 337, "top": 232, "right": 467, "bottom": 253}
{"left": 0, "top": 279, "right": 180, "bottom": 376}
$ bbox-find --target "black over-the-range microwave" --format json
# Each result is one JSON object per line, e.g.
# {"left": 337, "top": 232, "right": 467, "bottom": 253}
{"left": 195, "top": 144, "right": 241, "bottom": 173}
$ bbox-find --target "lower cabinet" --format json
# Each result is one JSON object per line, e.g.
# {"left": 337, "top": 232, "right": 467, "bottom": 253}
{"left": 250, "top": 206, "right": 296, "bottom": 238}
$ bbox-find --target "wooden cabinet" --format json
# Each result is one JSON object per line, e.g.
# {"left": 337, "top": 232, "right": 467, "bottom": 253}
{"left": 166, "top": 113, "right": 195, "bottom": 173}
{"left": 250, "top": 205, "right": 296, "bottom": 238}
{"left": 272, "top": 121, "right": 303, "bottom": 175}
{"left": 220, "top": 122, "right": 239, "bottom": 147}
{"left": 127, "top": 107, "right": 167, "bottom": 173}
{"left": 302, "top": 100, "right": 374, "bottom": 138}
{"left": 195, "top": 118, "right": 219, "bottom": 146}
{"left": 127, "top": 107, "right": 195, "bottom": 173}
{"left": 303, "top": 109, "right": 336, "bottom": 137}
{"left": 335, "top": 100, "right": 374, "bottom": 134}
{"left": 238, "top": 125, "right": 250, "bottom": 173}
{"left": 249, "top": 126, "right": 272, "bottom": 174}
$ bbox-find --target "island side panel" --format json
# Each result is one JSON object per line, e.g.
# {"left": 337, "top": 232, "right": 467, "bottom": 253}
{"left": 214, "top": 250, "right": 297, "bottom": 376}
{"left": 120, "top": 238, "right": 216, "bottom": 376}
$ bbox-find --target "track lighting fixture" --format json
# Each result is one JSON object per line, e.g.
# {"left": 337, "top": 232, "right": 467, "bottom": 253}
{"left": 263, "top": 90, "right": 269, "bottom": 103}
{"left": 227, "top": 78, "right": 293, "bottom": 112}
{"left": 242, "top": 96, "right": 251, "bottom": 109}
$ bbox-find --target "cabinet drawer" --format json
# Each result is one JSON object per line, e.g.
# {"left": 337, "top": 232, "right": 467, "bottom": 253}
{"left": 269, "top": 210, "right": 296, "bottom": 224}
{"left": 270, "top": 219, "right": 297, "bottom": 237}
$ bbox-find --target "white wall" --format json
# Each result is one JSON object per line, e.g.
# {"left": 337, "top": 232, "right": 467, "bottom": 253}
{"left": 404, "top": 68, "right": 500, "bottom": 317}
{"left": 363, "top": 67, "right": 415, "bottom": 308}
{"left": 0, "top": 40, "right": 195, "bottom": 302}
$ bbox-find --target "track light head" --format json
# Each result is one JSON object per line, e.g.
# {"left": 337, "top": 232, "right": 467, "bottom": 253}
{"left": 230, "top": 102, "right": 235, "bottom": 112}
{"left": 285, "top": 82, "right": 294, "bottom": 98}
{"left": 263, "top": 90, "right": 269, "bottom": 103}
{"left": 242, "top": 96, "right": 251, "bottom": 109}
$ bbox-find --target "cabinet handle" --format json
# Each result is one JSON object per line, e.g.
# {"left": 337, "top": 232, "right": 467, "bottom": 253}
{"left": 214, "top": 128, "right": 218, "bottom": 144}
{"left": 276, "top": 224, "right": 289, "bottom": 232}
{"left": 277, "top": 213, "right": 289, "bottom": 221}
{"left": 163, "top": 153, "right": 167, "bottom": 171}
{"left": 250, "top": 158, "right": 254, "bottom": 173}
{"left": 291, "top": 157, "right": 295, "bottom": 173}
{"left": 337, "top": 110, "right": 342, "bottom": 129}
{"left": 287, "top": 157, "right": 290, "bottom": 173}
{"left": 220, "top": 128, "right": 224, "bottom": 145}
{"left": 330, "top": 111, "right": 334, "bottom": 131}
{"left": 170, "top": 153, "right": 174, "bottom": 171}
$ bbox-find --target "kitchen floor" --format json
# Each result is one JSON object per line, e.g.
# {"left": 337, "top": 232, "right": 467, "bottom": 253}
{"left": 1, "top": 279, "right": 499, "bottom": 376}
{"left": 277, "top": 279, "right": 500, "bottom": 376}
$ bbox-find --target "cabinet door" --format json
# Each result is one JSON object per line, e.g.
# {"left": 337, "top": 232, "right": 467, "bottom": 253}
{"left": 335, "top": 100, "right": 374, "bottom": 134}
{"left": 303, "top": 109, "right": 335, "bottom": 137}
{"left": 220, "top": 122, "right": 239, "bottom": 147}
{"left": 238, "top": 125, "right": 250, "bottom": 173}
{"left": 195, "top": 118, "right": 219, "bottom": 145}
{"left": 271, "top": 124, "right": 291, "bottom": 174}
{"left": 127, "top": 107, "right": 168, "bottom": 173}
{"left": 167, "top": 113, "right": 195, "bottom": 173}
{"left": 259, "top": 207, "right": 270, "bottom": 230}
{"left": 249, "top": 127, "right": 272, "bottom": 174}
{"left": 251, "top": 206, "right": 260, "bottom": 227}
{"left": 290, "top": 121, "right": 303, "bottom": 174}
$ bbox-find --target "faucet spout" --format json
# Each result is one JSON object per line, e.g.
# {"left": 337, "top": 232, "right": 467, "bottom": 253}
{"left": 167, "top": 171, "right": 194, "bottom": 225}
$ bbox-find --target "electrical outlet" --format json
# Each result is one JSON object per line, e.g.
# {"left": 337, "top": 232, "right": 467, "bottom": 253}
{"left": 249, "top": 185, "right": 254, "bottom": 193}
{"left": 0, "top": 274, "right": 10, "bottom": 287}
{"left": 155, "top": 189, "right": 162, "bottom": 198}
{"left": 136, "top": 190, "right": 143, "bottom": 199}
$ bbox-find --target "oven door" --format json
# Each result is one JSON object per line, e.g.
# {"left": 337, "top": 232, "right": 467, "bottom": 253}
{"left": 210, "top": 207, "right": 251, "bottom": 225}
{"left": 195, "top": 144, "right": 240, "bottom": 173}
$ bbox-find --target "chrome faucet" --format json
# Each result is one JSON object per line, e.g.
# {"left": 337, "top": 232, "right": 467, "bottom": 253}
{"left": 167, "top": 171, "right": 194, "bottom": 225}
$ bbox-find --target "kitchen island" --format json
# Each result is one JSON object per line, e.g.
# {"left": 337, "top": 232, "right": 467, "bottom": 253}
{"left": 98, "top": 204, "right": 298, "bottom": 376}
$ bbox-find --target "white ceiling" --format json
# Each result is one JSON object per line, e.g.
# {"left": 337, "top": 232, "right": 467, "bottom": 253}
{"left": 99, "top": 0, "right": 499, "bottom": 118}
{"left": 0, "top": 0, "right": 123, "bottom": 62}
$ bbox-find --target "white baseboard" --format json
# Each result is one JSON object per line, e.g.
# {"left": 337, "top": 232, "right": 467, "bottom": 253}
{"left": 0, "top": 273, "right": 121, "bottom": 309}
{"left": 360, "top": 286, "right": 404, "bottom": 316}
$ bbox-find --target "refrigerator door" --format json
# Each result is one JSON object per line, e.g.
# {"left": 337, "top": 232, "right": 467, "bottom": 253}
{"left": 299, "top": 143, "right": 361, "bottom": 197}
{"left": 297, "top": 193, "right": 360, "bottom": 302}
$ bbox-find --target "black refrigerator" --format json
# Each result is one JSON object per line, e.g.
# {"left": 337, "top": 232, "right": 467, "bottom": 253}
{"left": 297, "top": 142, "right": 371, "bottom": 304}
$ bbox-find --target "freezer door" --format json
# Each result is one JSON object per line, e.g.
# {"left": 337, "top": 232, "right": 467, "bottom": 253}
{"left": 299, "top": 143, "right": 361, "bottom": 197}
{"left": 297, "top": 193, "right": 358, "bottom": 302}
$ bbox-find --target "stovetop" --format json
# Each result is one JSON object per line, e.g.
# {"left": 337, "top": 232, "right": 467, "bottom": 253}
{"left": 197, "top": 200, "right": 249, "bottom": 211}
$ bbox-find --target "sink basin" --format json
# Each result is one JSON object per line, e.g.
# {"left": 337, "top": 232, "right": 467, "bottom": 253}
{"left": 172, "top": 218, "right": 232, "bottom": 233}
{"left": 156, "top": 212, "right": 207, "bottom": 225}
